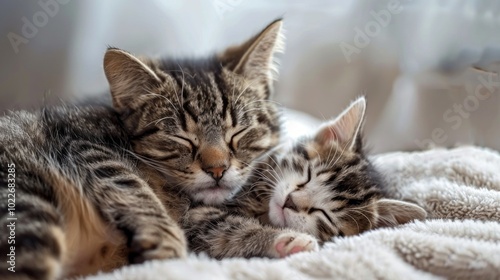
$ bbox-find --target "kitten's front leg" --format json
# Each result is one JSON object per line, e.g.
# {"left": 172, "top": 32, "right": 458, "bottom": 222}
{"left": 271, "top": 231, "right": 319, "bottom": 258}
{"left": 182, "top": 206, "right": 319, "bottom": 259}
{"left": 86, "top": 164, "right": 187, "bottom": 263}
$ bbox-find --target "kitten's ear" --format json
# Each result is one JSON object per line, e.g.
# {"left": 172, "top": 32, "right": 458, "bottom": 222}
{"left": 315, "top": 97, "right": 366, "bottom": 150}
{"left": 375, "top": 199, "right": 427, "bottom": 228}
{"left": 103, "top": 48, "right": 161, "bottom": 111}
{"left": 219, "top": 19, "right": 284, "bottom": 91}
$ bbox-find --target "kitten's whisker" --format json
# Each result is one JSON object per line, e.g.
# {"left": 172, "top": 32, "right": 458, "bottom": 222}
{"left": 237, "top": 99, "right": 282, "bottom": 112}
{"left": 234, "top": 79, "right": 260, "bottom": 108}
{"left": 142, "top": 90, "right": 180, "bottom": 115}
{"left": 308, "top": 145, "right": 322, "bottom": 164}
{"left": 342, "top": 213, "right": 361, "bottom": 233}
{"left": 237, "top": 159, "right": 283, "bottom": 185}
{"left": 266, "top": 155, "right": 285, "bottom": 183}
{"left": 177, "top": 64, "right": 187, "bottom": 106}
{"left": 325, "top": 140, "right": 338, "bottom": 170}
{"left": 326, "top": 139, "right": 349, "bottom": 170}
{"left": 231, "top": 69, "right": 237, "bottom": 103}
{"left": 238, "top": 108, "right": 269, "bottom": 116}
{"left": 145, "top": 116, "right": 177, "bottom": 127}
{"left": 256, "top": 163, "right": 282, "bottom": 186}
{"left": 347, "top": 204, "right": 376, "bottom": 212}
{"left": 349, "top": 209, "right": 373, "bottom": 229}
{"left": 248, "top": 168, "right": 277, "bottom": 184}
{"left": 169, "top": 67, "right": 196, "bottom": 79}
{"left": 331, "top": 139, "right": 350, "bottom": 168}
{"left": 121, "top": 149, "right": 176, "bottom": 177}
{"left": 170, "top": 74, "right": 183, "bottom": 109}
{"left": 238, "top": 184, "right": 274, "bottom": 200}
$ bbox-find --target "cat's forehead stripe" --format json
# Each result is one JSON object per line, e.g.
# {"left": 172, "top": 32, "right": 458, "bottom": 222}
{"left": 292, "top": 143, "right": 309, "bottom": 160}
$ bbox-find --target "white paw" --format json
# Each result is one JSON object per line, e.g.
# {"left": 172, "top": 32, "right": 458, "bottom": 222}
{"left": 271, "top": 231, "right": 319, "bottom": 258}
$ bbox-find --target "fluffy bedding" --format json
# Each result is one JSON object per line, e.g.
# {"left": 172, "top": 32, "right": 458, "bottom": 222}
{"left": 87, "top": 146, "right": 500, "bottom": 280}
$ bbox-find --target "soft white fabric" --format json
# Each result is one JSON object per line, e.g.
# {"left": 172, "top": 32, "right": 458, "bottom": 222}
{"left": 86, "top": 145, "right": 500, "bottom": 280}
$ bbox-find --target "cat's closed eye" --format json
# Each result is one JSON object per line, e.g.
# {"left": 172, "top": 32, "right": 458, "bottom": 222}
{"left": 308, "top": 208, "right": 334, "bottom": 224}
{"left": 170, "top": 135, "right": 197, "bottom": 150}
{"left": 297, "top": 166, "right": 311, "bottom": 189}
{"left": 228, "top": 127, "right": 249, "bottom": 152}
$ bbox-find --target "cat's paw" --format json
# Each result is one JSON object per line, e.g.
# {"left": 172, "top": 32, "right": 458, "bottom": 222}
{"left": 271, "top": 231, "right": 319, "bottom": 258}
{"left": 128, "top": 226, "right": 187, "bottom": 264}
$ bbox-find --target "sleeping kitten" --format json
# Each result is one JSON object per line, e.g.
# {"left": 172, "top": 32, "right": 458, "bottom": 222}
{"left": 183, "top": 97, "right": 427, "bottom": 258}
{"left": 0, "top": 20, "right": 284, "bottom": 280}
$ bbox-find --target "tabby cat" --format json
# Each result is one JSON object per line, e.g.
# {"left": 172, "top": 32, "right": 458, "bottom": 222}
{"left": 0, "top": 20, "right": 284, "bottom": 279}
{"left": 183, "top": 97, "right": 427, "bottom": 259}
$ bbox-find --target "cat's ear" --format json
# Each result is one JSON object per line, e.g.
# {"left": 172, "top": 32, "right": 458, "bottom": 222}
{"left": 103, "top": 48, "right": 161, "bottom": 111}
{"left": 375, "top": 199, "right": 427, "bottom": 228}
{"left": 219, "top": 19, "right": 284, "bottom": 90}
{"left": 314, "top": 97, "right": 366, "bottom": 150}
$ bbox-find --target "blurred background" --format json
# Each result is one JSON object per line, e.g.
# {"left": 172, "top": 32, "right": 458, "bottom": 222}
{"left": 1, "top": 0, "right": 499, "bottom": 153}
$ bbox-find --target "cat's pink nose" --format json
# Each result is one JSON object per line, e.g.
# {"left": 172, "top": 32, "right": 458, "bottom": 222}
{"left": 204, "top": 166, "right": 227, "bottom": 181}
{"left": 283, "top": 195, "right": 298, "bottom": 211}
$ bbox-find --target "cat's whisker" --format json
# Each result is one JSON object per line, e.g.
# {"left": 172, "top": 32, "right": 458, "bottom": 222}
{"left": 326, "top": 139, "right": 349, "bottom": 170}
{"left": 176, "top": 64, "right": 188, "bottom": 107}
{"left": 346, "top": 204, "right": 376, "bottom": 212}
{"left": 170, "top": 73, "right": 183, "bottom": 109}
{"left": 121, "top": 149, "right": 175, "bottom": 176}
{"left": 237, "top": 158, "right": 282, "bottom": 185}
{"left": 236, "top": 99, "right": 282, "bottom": 113}
{"left": 145, "top": 116, "right": 177, "bottom": 127}
{"left": 325, "top": 138, "right": 339, "bottom": 170}
{"left": 266, "top": 155, "right": 285, "bottom": 182}
{"left": 142, "top": 90, "right": 180, "bottom": 116}
{"left": 238, "top": 184, "right": 274, "bottom": 199}
{"left": 238, "top": 108, "right": 271, "bottom": 116}
{"left": 234, "top": 79, "right": 260, "bottom": 109}
{"left": 349, "top": 209, "right": 373, "bottom": 230}
{"left": 331, "top": 140, "right": 351, "bottom": 167}
{"left": 342, "top": 212, "right": 361, "bottom": 233}
{"left": 252, "top": 165, "right": 281, "bottom": 185}
{"left": 170, "top": 66, "right": 196, "bottom": 79}
{"left": 254, "top": 163, "right": 282, "bottom": 186}
{"left": 248, "top": 168, "right": 276, "bottom": 183}
{"left": 231, "top": 68, "right": 237, "bottom": 103}
{"left": 307, "top": 143, "right": 322, "bottom": 163}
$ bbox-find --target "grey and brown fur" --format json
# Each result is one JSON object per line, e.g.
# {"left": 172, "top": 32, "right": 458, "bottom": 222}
{"left": 0, "top": 20, "right": 285, "bottom": 279}
{"left": 182, "top": 97, "right": 427, "bottom": 259}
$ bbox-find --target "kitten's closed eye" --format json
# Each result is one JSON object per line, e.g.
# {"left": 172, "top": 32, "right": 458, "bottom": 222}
{"left": 297, "top": 167, "right": 311, "bottom": 189}
{"left": 168, "top": 135, "right": 198, "bottom": 160}
{"left": 228, "top": 127, "right": 249, "bottom": 153}
{"left": 308, "top": 208, "right": 333, "bottom": 224}
{"left": 170, "top": 135, "right": 197, "bottom": 150}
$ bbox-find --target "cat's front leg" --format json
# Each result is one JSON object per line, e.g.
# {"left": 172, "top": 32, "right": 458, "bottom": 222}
{"left": 182, "top": 206, "right": 319, "bottom": 259}
{"left": 86, "top": 163, "right": 187, "bottom": 264}
{"left": 271, "top": 231, "right": 319, "bottom": 258}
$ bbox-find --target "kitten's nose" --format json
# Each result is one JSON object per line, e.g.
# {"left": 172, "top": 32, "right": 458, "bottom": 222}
{"left": 200, "top": 145, "right": 230, "bottom": 182}
{"left": 204, "top": 166, "right": 227, "bottom": 182}
{"left": 283, "top": 194, "right": 298, "bottom": 211}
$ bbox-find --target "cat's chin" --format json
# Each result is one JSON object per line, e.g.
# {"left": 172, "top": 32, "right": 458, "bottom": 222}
{"left": 193, "top": 186, "right": 235, "bottom": 205}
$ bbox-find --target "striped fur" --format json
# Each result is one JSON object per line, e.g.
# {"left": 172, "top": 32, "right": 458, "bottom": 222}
{"left": 0, "top": 20, "right": 285, "bottom": 279}
{"left": 104, "top": 19, "right": 284, "bottom": 205}
{"left": 182, "top": 97, "right": 426, "bottom": 259}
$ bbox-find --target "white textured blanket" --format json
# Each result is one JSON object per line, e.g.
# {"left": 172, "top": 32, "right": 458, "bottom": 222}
{"left": 87, "top": 146, "right": 500, "bottom": 280}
